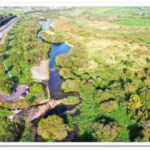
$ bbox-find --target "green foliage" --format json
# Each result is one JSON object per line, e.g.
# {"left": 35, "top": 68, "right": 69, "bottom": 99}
{"left": 38, "top": 115, "right": 68, "bottom": 141}
{"left": 1, "top": 7, "right": 150, "bottom": 142}
{"left": 59, "top": 68, "right": 76, "bottom": 79}
{"left": 92, "top": 119, "right": 120, "bottom": 142}
{"left": 30, "top": 83, "right": 43, "bottom": 96}
{"left": 81, "top": 82, "right": 95, "bottom": 95}
{"left": 4, "top": 17, "right": 50, "bottom": 84}
{"left": 128, "top": 95, "right": 142, "bottom": 111}
{"left": 61, "top": 79, "right": 80, "bottom": 92}
{"left": 0, "top": 79, "right": 14, "bottom": 94}
{"left": 40, "top": 31, "right": 64, "bottom": 44}
{"left": 20, "top": 122, "right": 35, "bottom": 142}
{"left": 94, "top": 89, "right": 117, "bottom": 104}
{"left": 99, "top": 101, "right": 118, "bottom": 113}
{"left": 114, "top": 16, "right": 150, "bottom": 27}
{"left": 127, "top": 95, "right": 143, "bottom": 122}
{"left": 60, "top": 96, "right": 79, "bottom": 105}
{"left": 0, "top": 108, "right": 24, "bottom": 142}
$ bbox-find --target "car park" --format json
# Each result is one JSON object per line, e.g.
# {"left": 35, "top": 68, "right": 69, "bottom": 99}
{"left": 19, "top": 83, "right": 33, "bottom": 99}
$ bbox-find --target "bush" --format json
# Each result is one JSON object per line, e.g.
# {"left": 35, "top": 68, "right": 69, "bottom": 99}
{"left": 61, "top": 79, "right": 80, "bottom": 92}
{"left": 0, "top": 119, "right": 24, "bottom": 142}
{"left": 92, "top": 120, "right": 120, "bottom": 142}
{"left": 60, "top": 96, "right": 79, "bottom": 105}
{"left": 94, "top": 89, "right": 114, "bottom": 104}
{"left": 82, "top": 82, "right": 95, "bottom": 95}
{"left": 0, "top": 79, "right": 14, "bottom": 94}
{"left": 99, "top": 101, "right": 118, "bottom": 113}
{"left": 30, "top": 83, "right": 43, "bottom": 96}
{"left": 59, "top": 68, "right": 76, "bottom": 79}
{"left": 38, "top": 115, "right": 68, "bottom": 141}
{"left": 128, "top": 95, "right": 142, "bottom": 110}
{"left": 40, "top": 31, "right": 64, "bottom": 44}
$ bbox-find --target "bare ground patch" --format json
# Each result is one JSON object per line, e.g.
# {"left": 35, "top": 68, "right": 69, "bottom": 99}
{"left": 31, "top": 59, "right": 49, "bottom": 81}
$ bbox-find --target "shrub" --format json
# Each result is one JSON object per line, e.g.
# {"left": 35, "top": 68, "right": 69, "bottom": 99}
{"left": 127, "top": 94, "right": 143, "bottom": 121}
{"left": 61, "top": 79, "right": 80, "bottom": 92}
{"left": 40, "top": 32, "right": 64, "bottom": 44}
{"left": 38, "top": 115, "right": 67, "bottom": 141}
{"left": 99, "top": 100, "right": 118, "bottom": 113}
{"left": 59, "top": 68, "right": 76, "bottom": 79}
{"left": 82, "top": 82, "right": 95, "bottom": 95}
{"left": 0, "top": 119, "right": 24, "bottom": 142}
{"left": 92, "top": 120, "right": 120, "bottom": 142}
{"left": 128, "top": 95, "right": 142, "bottom": 112}
{"left": 0, "top": 79, "right": 14, "bottom": 94}
{"left": 94, "top": 89, "right": 114, "bottom": 104}
{"left": 30, "top": 84, "right": 43, "bottom": 96}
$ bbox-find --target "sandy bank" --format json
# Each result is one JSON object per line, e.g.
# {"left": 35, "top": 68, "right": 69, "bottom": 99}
{"left": 31, "top": 59, "right": 49, "bottom": 81}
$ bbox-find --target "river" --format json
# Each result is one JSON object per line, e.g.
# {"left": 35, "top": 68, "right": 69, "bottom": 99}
{"left": 37, "top": 20, "right": 82, "bottom": 116}
{"left": 38, "top": 20, "right": 71, "bottom": 99}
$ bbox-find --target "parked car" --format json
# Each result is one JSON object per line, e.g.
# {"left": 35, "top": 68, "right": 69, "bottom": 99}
{"left": 19, "top": 92, "right": 27, "bottom": 99}
{"left": 5, "top": 69, "right": 8, "bottom": 74}
{"left": 11, "top": 84, "right": 17, "bottom": 93}
{"left": 28, "top": 83, "right": 33, "bottom": 87}
{"left": 25, "top": 87, "right": 30, "bottom": 93}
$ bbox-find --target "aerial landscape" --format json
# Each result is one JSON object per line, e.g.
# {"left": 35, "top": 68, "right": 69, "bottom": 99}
{"left": 1, "top": 6, "right": 150, "bottom": 142}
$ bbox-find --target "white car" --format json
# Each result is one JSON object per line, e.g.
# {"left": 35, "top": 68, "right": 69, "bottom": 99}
{"left": 25, "top": 86, "right": 30, "bottom": 93}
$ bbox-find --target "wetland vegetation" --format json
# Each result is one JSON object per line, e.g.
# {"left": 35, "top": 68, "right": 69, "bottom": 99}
{"left": 1, "top": 7, "right": 150, "bottom": 142}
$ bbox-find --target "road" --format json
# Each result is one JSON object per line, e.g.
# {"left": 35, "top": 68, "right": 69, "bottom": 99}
{"left": 0, "top": 16, "right": 28, "bottom": 102}
{"left": 1, "top": 17, "right": 19, "bottom": 80}
{"left": 0, "top": 17, "right": 18, "bottom": 44}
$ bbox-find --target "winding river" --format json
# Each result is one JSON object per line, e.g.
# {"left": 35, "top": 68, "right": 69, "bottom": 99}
{"left": 37, "top": 20, "right": 82, "bottom": 117}
{"left": 38, "top": 20, "right": 71, "bottom": 100}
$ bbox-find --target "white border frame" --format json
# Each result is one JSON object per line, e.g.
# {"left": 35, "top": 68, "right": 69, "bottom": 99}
{"left": 1, "top": 0, "right": 150, "bottom": 6}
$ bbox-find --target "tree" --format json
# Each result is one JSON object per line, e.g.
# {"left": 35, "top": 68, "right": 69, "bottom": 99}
{"left": 82, "top": 82, "right": 95, "bottom": 95}
{"left": 94, "top": 89, "right": 114, "bottom": 104}
{"left": 0, "top": 79, "right": 14, "bottom": 94}
{"left": 99, "top": 101, "right": 118, "bottom": 113}
{"left": 128, "top": 95, "right": 142, "bottom": 121}
{"left": 92, "top": 119, "right": 120, "bottom": 142}
{"left": 135, "top": 121, "right": 150, "bottom": 142}
{"left": 38, "top": 115, "right": 68, "bottom": 141}
{"left": 0, "top": 119, "right": 24, "bottom": 142}
{"left": 128, "top": 95, "right": 142, "bottom": 113}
